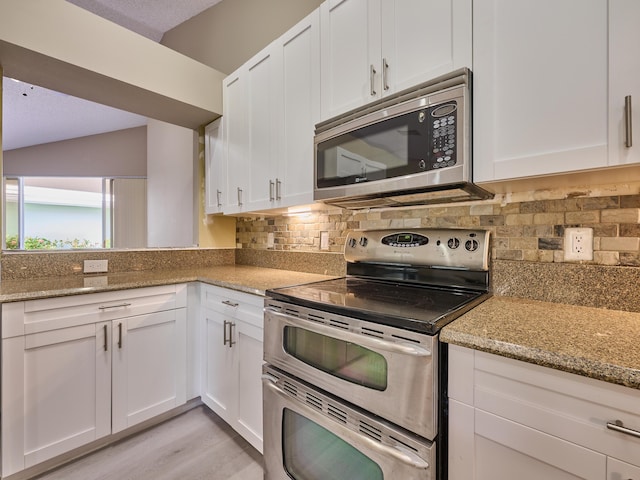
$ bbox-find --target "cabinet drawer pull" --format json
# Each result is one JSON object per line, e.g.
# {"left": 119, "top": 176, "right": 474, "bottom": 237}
{"left": 103, "top": 324, "right": 108, "bottom": 351}
{"left": 99, "top": 303, "right": 132, "bottom": 310}
{"left": 382, "top": 58, "right": 390, "bottom": 91}
{"left": 269, "top": 180, "right": 275, "bottom": 201}
{"left": 222, "top": 300, "right": 239, "bottom": 307}
{"left": 370, "top": 64, "right": 377, "bottom": 96}
{"left": 276, "top": 178, "right": 282, "bottom": 201}
{"left": 237, "top": 187, "right": 243, "bottom": 206}
{"left": 625, "top": 95, "right": 633, "bottom": 148}
{"left": 216, "top": 189, "right": 222, "bottom": 207}
{"left": 229, "top": 321, "right": 236, "bottom": 348}
{"left": 607, "top": 419, "right": 640, "bottom": 439}
{"left": 117, "top": 322, "right": 123, "bottom": 349}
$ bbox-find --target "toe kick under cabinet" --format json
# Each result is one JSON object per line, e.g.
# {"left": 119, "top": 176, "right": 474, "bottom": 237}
{"left": 1, "top": 284, "right": 188, "bottom": 478}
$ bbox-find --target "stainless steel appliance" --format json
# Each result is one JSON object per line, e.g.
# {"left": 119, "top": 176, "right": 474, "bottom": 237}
{"left": 262, "top": 228, "right": 491, "bottom": 480}
{"left": 314, "top": 69, "right": 493, "bottom": 209}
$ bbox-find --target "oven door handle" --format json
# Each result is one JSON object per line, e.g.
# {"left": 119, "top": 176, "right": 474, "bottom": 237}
{"left": 265, "top": 308, "right": 432, "bottom": 357}
{"left": 262, "top": 375, "right": 431, "bottom": 470}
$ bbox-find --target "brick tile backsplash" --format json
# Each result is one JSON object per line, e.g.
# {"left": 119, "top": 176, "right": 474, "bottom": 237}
{"left": 235, "top": 193, "right": 640, "bottom": 267}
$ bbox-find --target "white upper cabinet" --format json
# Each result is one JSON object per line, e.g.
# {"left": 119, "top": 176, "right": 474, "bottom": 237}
{"left": 276, "top": 10, "right": 320, "bottom": 208}
{"left": 609, "top": 0, "right": 640, "bottom": 166}
{"left": 204, "top": 118, "right": 225, "bottom": 214}
{"left": 320, "top": 0, "right": 472, "bottom": 121}
{"left": 474, "top": 0, "right": 640, "bottom": 183}
{"left": 223, "top": 72, "right": 249, "bottom": 214}
{"left": 215, "top": 10, "right": 319, "bottom": 214}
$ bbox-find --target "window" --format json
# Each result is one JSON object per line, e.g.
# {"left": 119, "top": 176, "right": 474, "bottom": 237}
{"left": 4, "top": 177, "right": 146, "bottom": 250}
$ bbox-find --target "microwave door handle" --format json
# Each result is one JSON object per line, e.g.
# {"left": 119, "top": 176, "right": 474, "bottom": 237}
{"left": 262, "top": 375, "right": 431, "bottom": 470}
{"left": 265, "top": 308, "right": 431, "bottom": 357}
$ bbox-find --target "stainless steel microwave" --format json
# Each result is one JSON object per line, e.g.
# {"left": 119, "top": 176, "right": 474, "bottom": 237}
{"left": 314, "top": 68, "right": 492, "bottom": 209}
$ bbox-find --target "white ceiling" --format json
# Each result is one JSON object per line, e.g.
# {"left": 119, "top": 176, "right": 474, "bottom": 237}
{"left": 2, "top": 0, "right": 224, "bottom": 151}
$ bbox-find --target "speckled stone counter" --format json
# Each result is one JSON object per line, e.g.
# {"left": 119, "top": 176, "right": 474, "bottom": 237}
{"left": 441, "top": 296, "right": 640, "bottom": 390}
{"left": 0, "top": 265, "right": 336, "bottom": 302}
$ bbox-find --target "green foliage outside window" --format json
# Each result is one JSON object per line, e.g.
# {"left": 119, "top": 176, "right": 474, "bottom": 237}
{"left": 5, "top": 235, "right": 97, "bottom": 250}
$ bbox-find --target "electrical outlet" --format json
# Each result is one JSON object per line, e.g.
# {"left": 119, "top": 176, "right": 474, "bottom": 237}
{"left": 267, "top": 232, "right": 275, "bottom": 249}
{"left": 564, "top": 228, "right": 593, "bottom": 261}
{"left": 320, "top": 231, "right": 329, "bottom": 251}
{"left": 84, "top": 259, "right": 108, "bottom": 273}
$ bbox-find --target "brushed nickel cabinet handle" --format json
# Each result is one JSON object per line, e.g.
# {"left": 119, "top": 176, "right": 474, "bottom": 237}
{"left": 222, "top": 300, "right": 239, "bottom": 307}
{"left": 370, "top": 64, "right": 377, "bottom": 96}
{"left": 625, "top": 95, "right": 633, "bottom": 148}
{"left": 237, "top": 187, "right": 243, "bottom": 206}
{"left": 276, "top": 179, "right": 282, "bottom": 201}
{"left": 229, "top": 321, "right": 236, "bottom": 348}
{"left": 382, "top": 58, "right": 390, "bottom": 91}
{"left": 99, "top": 303, "right": 131, "bottom": 310}
{"left": 103, "top": 324, "right": 108, "bottom": 351}
{"left": 117, "top": 322, "right": 123, "bottom": 349}
{"left": 216, "top": 189, "right": 222, "bottom": 207}
{"left": 607, "top": 419, "right": 640, "bottom": 439}
{"left": 223, "top": 320, "right": 230, "bottom": 346}
{"left": 269, "top": 180, "right": 275, "bottom": 201}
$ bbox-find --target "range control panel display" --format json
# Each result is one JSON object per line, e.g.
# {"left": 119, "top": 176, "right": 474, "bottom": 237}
{"left": 381, "top": 233, "right": 429, "bottom": 247}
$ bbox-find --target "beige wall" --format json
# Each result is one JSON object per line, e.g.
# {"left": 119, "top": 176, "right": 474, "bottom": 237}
{"left": 161, "top": 0, "right": 323, "bottom": 75}
{"left": 3, "top": 127, "right": 147, "bottom": 177}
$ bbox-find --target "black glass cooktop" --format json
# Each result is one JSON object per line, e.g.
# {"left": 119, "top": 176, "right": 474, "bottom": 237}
{"left": 266, "top": 277, "right": 488, "bottom": 335}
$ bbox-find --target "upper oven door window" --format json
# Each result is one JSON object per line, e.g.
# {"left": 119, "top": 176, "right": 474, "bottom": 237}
{"left": 315, "top": 101, "right": 458, "bottom": 188}
{"left": 284, "top": 326, "right": 388, "bottom": 390}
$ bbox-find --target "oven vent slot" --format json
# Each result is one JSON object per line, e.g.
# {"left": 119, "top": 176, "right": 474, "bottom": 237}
{"left": 328, "top": 319, "right": 349, "bottom": 330}
{"left": 305, "top": 393, "right": 323, "bottom": 411}
{"left": 359, "top": 421, "right": 383, "bottom": 442}
{"left": 327, "top": 404, "right": 348, "bottom": 424}
{"left": 307, "top": 312, "right": 327, "bottom": 324}
{"left": 282, "top": 380, "right": 298, "bottom": 397}
{"left": 389, "top": 435, "right": 420, "bottom": 454}
{"left": 391, "top": 333, "right": 421, "bottom": 344}
{"left": 360, "top": 326, "right": 384, "bottom": 339}
{"left": 283, "top": 308, "right": 301, "bottom": 318}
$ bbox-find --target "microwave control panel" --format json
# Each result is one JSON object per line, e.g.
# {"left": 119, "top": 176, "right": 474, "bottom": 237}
{"left": 428, "top": 101, "right": 457, "bottom": 171}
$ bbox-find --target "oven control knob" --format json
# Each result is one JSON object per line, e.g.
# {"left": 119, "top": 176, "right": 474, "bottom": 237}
{"left": 359, "top": 236, "right": 368, "bottom": 247}
{"left": 465, "top": 239, "right": 479, "bottom": 252}
{"left": 348, "top": 238, "right": 357, "bottom": 248}
{"left": 447, "top": 238, "right": 460, "bottom": 249}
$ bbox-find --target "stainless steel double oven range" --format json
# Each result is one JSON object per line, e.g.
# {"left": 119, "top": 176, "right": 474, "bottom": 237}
{"left": 262, "top": 228, "right": 491, "bottom": 480}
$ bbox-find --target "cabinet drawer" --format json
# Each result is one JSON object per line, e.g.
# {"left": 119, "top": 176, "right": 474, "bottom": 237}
{"left": 200, "top": 284, "right": 263, "bottom": 327}
{"left": 2, "top": 284, "right": 187, "bottom": 338}
{"left": 473, "top": 351, "right": 640, "bottom": 467}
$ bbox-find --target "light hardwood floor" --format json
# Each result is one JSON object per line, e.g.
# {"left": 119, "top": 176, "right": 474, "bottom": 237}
{"left": 33, "top": 406, "right": 264, "bottom": 480}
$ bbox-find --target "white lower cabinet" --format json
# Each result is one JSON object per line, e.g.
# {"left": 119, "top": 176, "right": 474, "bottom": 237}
{"left": 1, "top": 285, "right": 188, "bottom": 478}
{"left": 200, "top": 284, "right": 264, "bottom": 453}
{"left": 448, "top": 345, "right": 640, "bottom": 480}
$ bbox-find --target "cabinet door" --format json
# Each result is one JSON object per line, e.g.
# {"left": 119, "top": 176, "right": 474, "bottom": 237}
{"left": 204, "top": 118, "right": 225, "bottom": 214}
{"left": 320, "top": 0, "right": 381, "bottom": 120}
{"left": 474, "top": 410, "right": 606, "bottom": 480}
{"left": 380, "top": 0, "right": 471, "bottom": 95}
{"left": 111, "top": 309, "right": 187, "bottom": 433}
{"left": 608, "top": 457, "right": 640, "bottom": 479}
{"left": 246, "top": 46, "right": 279, "bottom": 211}
{"left": 224, "top": 71, "right": 249, "bottom": 214}
{"left": 609, "top": 0, "right": 640, "bottom": 166}
{"left": 1, "top": 323, "right": 111, "bottom": 477}
{"left": 201, "top": 307, "right": 236, "bottom": 424}
{"left": 473, "top": 0, "right": 608, "bottom": 182}
{"left": 235, "top": 318, "right": 264, "bottom": 454}
{"left": 277, "top": 10, "right": 320, "bottom": 208}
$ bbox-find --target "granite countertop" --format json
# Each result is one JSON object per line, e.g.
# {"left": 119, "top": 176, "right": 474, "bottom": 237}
{"left": 0, "top": 265, "right": 337, "bottom": 302}
{"left": 441, "top": 296, "right": 640, "bottom": 390}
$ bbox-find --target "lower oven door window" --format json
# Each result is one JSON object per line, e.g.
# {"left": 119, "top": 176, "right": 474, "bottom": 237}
{"left": 283, "top": 408, "right": 383, "bottom": 480}
{"left": 284, "top": 326, "right": 387, "bottom": 390}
